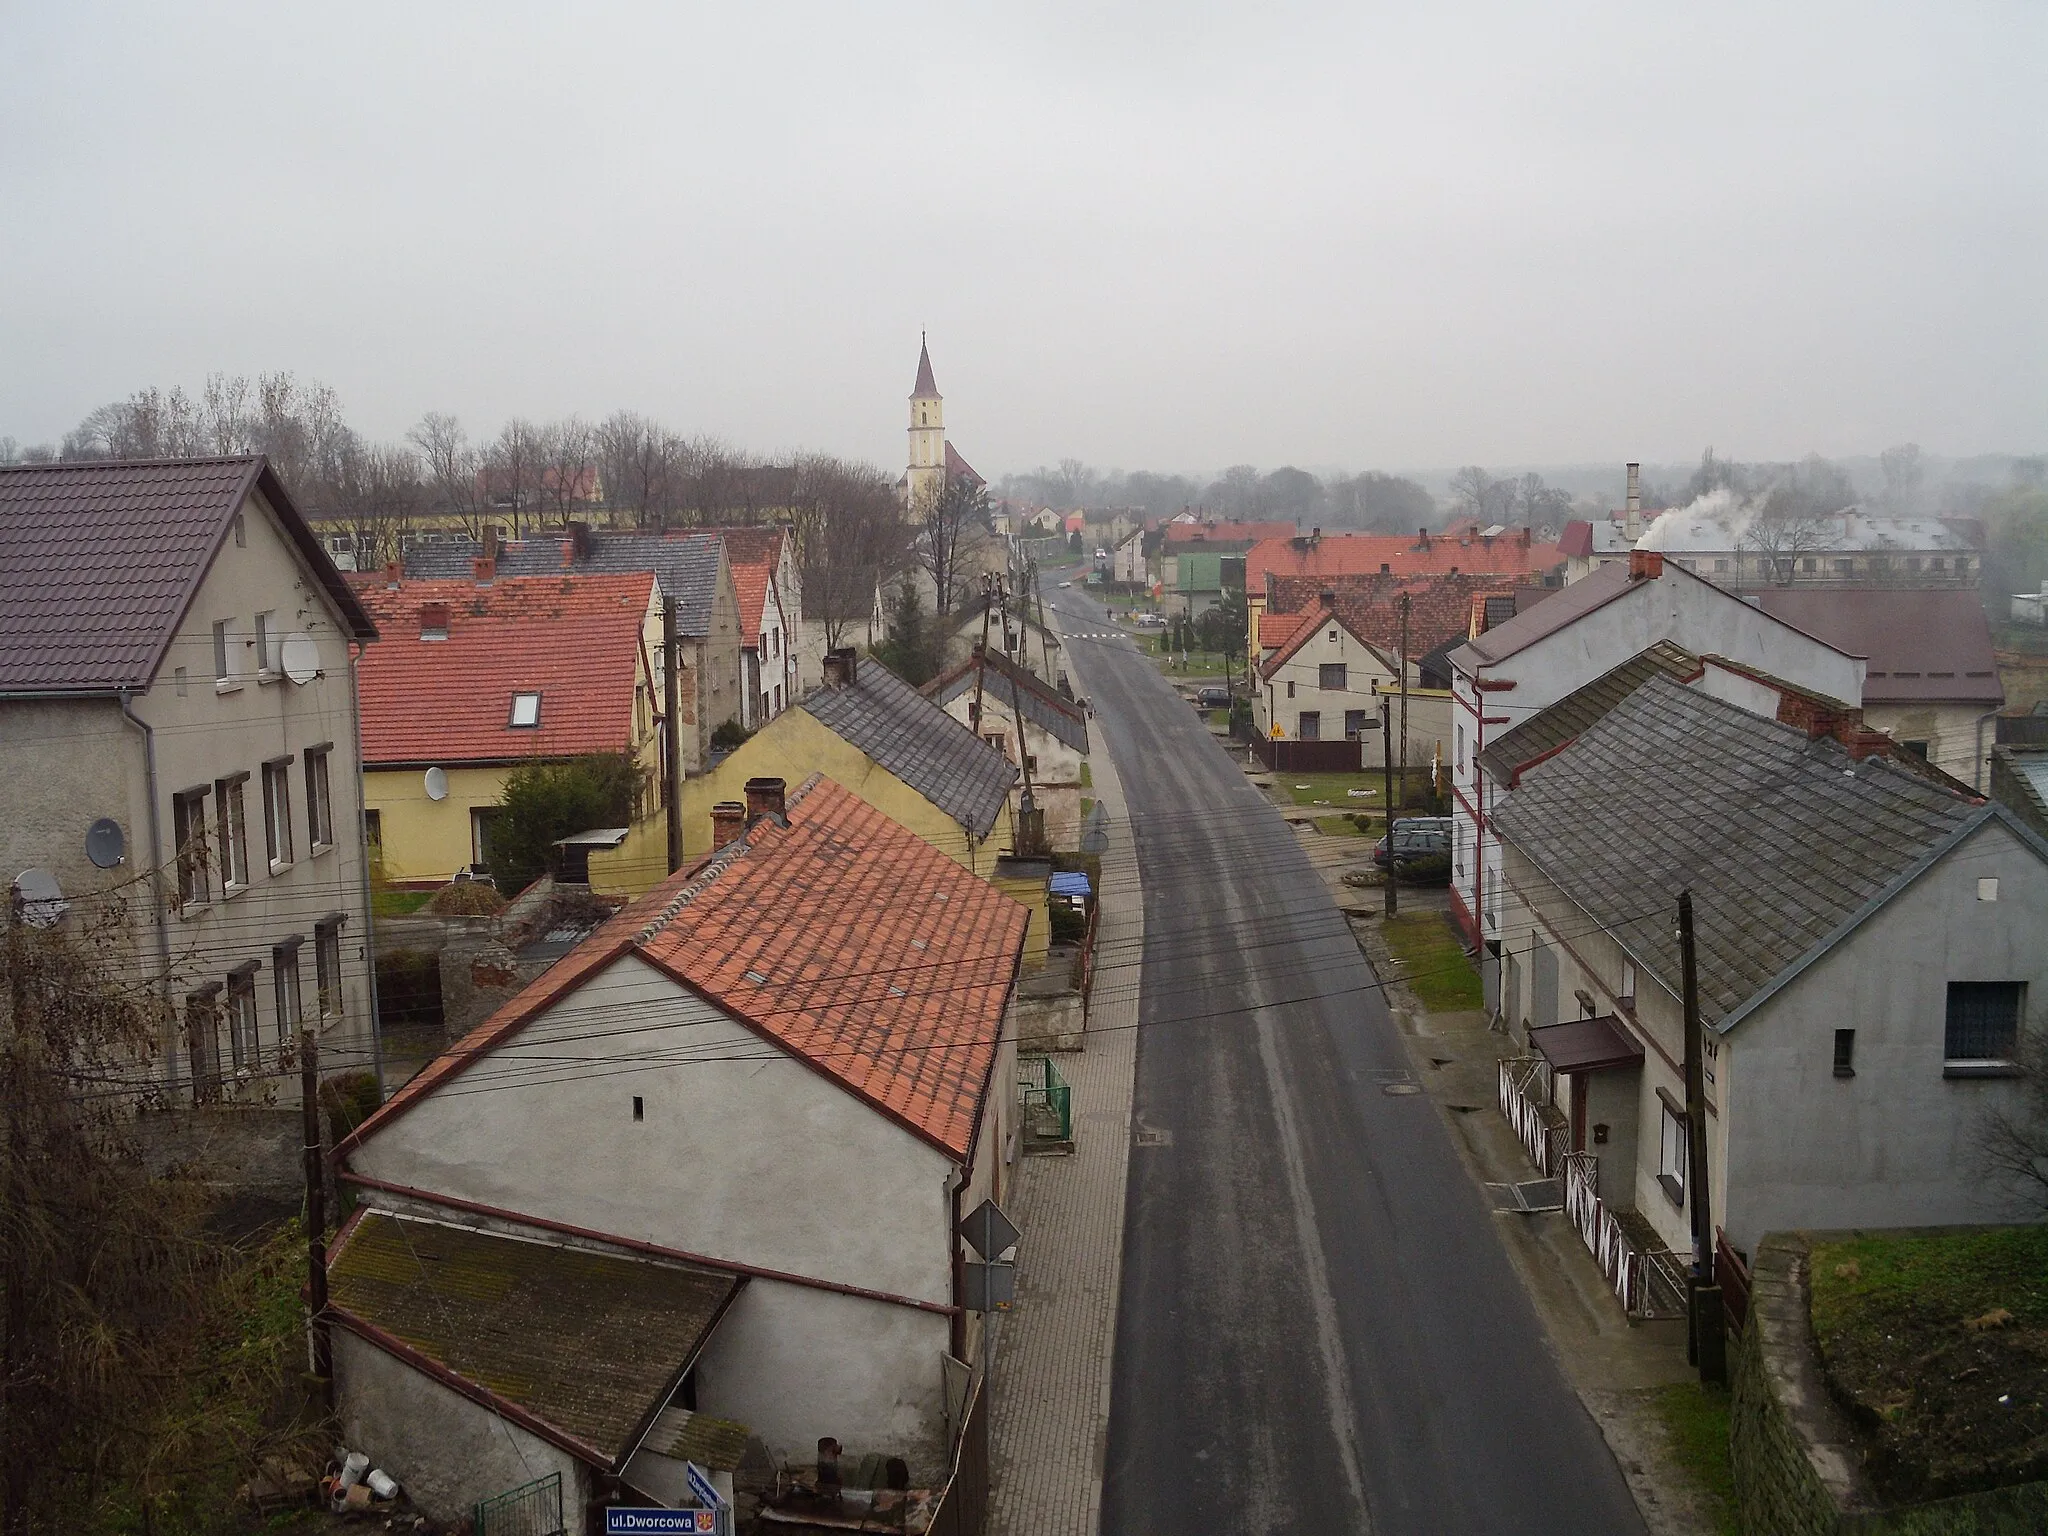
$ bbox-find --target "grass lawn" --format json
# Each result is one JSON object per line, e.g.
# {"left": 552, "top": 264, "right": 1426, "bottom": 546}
{"left": 1652, "top": 1383, "right": 1739, "bottom": 1536}
{"left": 1379, "top": 912, "right": 1482, "bottom": 1011}
{"left": 1808, "top": 1225, "right": 2048, "bottom": 1501}
{"left": 1079, "top": 760, "right": 1093, "bottom": 789}
{"left": 372, "top": 887, "right": 434, "bottom": 918}
{"left": 1280, "top": 772, "right": 1386, "bottom": 809}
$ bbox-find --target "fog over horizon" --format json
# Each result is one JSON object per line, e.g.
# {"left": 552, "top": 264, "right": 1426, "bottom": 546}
{"left": 4, "top": 2, "right": 2045, "bottom": 478}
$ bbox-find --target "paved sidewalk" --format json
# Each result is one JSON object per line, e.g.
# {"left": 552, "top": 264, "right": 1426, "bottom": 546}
{"left": 985, "top": 717, "right": 1141, "bottom": 1536}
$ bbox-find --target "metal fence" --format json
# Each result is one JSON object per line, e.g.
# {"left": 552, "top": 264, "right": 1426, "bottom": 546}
{"left": 1249, "top": 736, "right": 1365, "bottom": 773}
{"left": 1497, "top": 1055, "right": 1561, "bottom": 1176}
{"left": 1716, "top": 1229, "right": 1752, "bottom": 1335}
{"left": 1019, "top": 1056, "right": 1072, "bottom": 1141}
{"left": 474, "top": 1473, "right": 565, "bottom": 1536}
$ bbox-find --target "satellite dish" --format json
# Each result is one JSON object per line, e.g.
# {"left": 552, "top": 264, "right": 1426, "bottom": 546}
{"left": 85, "top": 818, "right": 126, "bottom": 868}
{"left": 12, "top": 869, "right": 67, "bottom": 928}
{"left": 280, "top": 633, "right": 320, "bottom": 685}
{"left": 424, "top": 766, "right": 449, "bottom": 802}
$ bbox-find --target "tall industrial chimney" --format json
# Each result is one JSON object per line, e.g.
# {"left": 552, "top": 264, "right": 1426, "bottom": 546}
{"left": 1624, "top": 463, "right": 1642, "bottom": 541}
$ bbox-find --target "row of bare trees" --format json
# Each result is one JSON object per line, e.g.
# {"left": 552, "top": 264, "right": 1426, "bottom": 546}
{"left": 5, "top": 378, "right": 935, "bottom": 619}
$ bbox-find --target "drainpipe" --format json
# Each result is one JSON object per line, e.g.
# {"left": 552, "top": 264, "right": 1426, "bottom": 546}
{"left": 347, "top": 652, "right": 388, "bottom": 1091}
{"left": 1973, "top": 709, "right": 2001, "bottom": 794}
{"left": 118, "top": 690, "right": 178, "bottom": 1092}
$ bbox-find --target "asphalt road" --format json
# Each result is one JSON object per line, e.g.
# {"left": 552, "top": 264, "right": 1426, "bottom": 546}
{"left": 1042, "top": 578, "right": 1644, "bottom": 1536}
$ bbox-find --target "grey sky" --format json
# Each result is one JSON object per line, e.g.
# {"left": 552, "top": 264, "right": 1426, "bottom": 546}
{"left": 3, "top": 2, "right": 2043, "bottom": 476}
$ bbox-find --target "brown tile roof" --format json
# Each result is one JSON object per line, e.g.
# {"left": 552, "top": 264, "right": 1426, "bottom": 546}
{"left": 1246, "top": 528, "right": 1565, "bottom": 593}
{"left": 1264, "top": 572, "right": 1525, "bottom": 669}
{"left": 328, "top": 1212, "right": 739, "bottom": 1466}
{"left": 338, "top": 775, "right": 1028, "bottom": 1163}
{"left": 1751, "top": 587, "right": 2004, "bottom": 706}
{"left": 0, "top": 455, "right": 374, "bottom": 692}
{"left": 350, "top": 573, "right": 654, "bottom": 765}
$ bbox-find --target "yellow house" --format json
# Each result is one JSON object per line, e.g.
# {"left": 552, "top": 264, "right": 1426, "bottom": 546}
{"left": 354, "top": 570, "right": 667, "bottom": 887}
{"left": 663, "top": 648, "right": 1050, "bottom": 965}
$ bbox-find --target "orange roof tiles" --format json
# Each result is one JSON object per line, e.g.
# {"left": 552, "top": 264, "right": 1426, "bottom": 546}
{"left": 1261, "top": 572, "right": 1531, "bottom": 678}
{"left": 338, "top": 776, "right": 1029, "bottom": 1164}
{"left": 1246, "top": 529, "right": 1564, "bottom": 595}
{"left": 1164, "top": 519, "right": 1296, "bottom": 547}
{"left": 352, "top": 572, "right": 654, "bottom": 765}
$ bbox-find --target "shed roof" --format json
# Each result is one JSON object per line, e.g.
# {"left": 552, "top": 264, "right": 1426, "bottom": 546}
{"left": 327, "top": 1212, "right": 740, "bottom": 1467}
{"left": 0, "top": 455, "right": 375, "bottom": 693}
{"left": 351, "top": 573, "right": 653, "bottom": 765}
{"left": 1528, "top": 1016, "right": 1644, "bottom": 1075}
{"left": 923, "top": 648, "right": 1089, "bottom": 754}
{"left": 407, "top": 531, "right": 724, "bottom": 637}
{"left": 801, "top": 656, "right": 1015, "bottom": 840}
{"left": 1750, "top": 587, "right": 2003, "bottom": 706}
{"left": 1492, "top": 675, "right": 1990, "bottom": 1030}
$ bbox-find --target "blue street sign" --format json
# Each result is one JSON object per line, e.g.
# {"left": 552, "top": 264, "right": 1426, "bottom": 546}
{"left": 684, "top": 1463, "right": 726, "bottom": 1510}
{"left": 605, "top": 1510, "right": 713, "bottom": 1535}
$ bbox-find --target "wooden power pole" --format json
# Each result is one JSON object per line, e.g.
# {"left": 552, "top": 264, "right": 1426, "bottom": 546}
{"left": 1381, "top": 694, "right": 1398, "bottom": 918}
{"left": 299, "top": 1026, "right": 333, "bottom": 1407}
{"left": 663, "top": 595, "right": 683, "bottom": 874}
{"left": 1678, "top": 890, "right": 1724, "bottom": 1382}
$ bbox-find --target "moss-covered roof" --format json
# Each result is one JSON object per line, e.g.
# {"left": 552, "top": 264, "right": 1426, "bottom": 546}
{"left": 329, "top": 1213, "right": 741, "bottom": 1463}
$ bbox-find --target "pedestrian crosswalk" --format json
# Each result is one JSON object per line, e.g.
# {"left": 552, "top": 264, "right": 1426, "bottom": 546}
{"left": 1062, "top": 629, "right": 1134, "bottom": 642}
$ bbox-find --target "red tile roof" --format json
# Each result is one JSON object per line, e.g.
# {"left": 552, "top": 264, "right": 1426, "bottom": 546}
{"left": 352, "top": 573, "right": 654, "bottom": 765}
{"left": 1164, "top": 519, "right": 1296, "bottom": 548}
{"left": 337, "top": 776, "right": 1028, "bottom": 1164}
{"left": 1262, "top": 573, "right": 1531, "bottom": 676}
{"left": 1246, "top": 529, "right": 1565, "bottom": 595}
{"left": 697, "top": 526, "right": 786, "bottom": 648}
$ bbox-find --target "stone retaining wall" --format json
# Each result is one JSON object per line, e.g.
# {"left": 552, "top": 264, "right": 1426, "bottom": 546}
{"left": 1732, "top": 1231, "right": 2048, "bottom": 1536}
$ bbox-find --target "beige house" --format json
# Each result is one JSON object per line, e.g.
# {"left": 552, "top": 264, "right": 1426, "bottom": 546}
{"left": 0, "top": 456, "right": 380, "bottom": 1104}
{"left": 924, "top": 646, "right": 1091, "bottom": 850}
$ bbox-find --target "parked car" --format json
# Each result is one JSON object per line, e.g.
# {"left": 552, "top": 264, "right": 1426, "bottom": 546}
{"left": 1372, "top": 817, "right": 1452, "bottom": 877}
{"left": 1133, "top": 611, "right": 1166, "bottom": 629}
{"left": 1195, "top": 685, "right": 1233, "bottom": 709}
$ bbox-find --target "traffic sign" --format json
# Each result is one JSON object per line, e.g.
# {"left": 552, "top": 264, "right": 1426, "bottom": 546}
{"left": 964, "top": 1259, "right": 1016, "bottom": 1312}
{"left": 957, "top": 1198, "right": 1020, "bottom": 1260}
{"left": 685, "top": 1463, "right": 725, "bottom": 1510}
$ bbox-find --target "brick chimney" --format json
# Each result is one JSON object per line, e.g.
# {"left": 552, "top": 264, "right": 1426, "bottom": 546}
{"left": 1628, "top": 550, "right": 1664, "bottom": 581}
{"left": 419, "top": 601, "right": 450, "bottom": 640}
{"left": 473, "top": 556, "right": 496, "bottom": 585}
{"left": 744, "top": 776, "right": 786, "bottom": 822}
{"left": 1625, "top": 462, "right": 1643, "bottom": 540}
{"left": 1417, "top": 527, "right": 1431, "bottom": 551}
{"left": 710, "top": 801, "right": 748, "bottom": 847}
{"left": 384, "top": 560, "right": 401, "bottom": 589}
{"left": 822, "top": 647, "right": 859, "bottom": 688}
{"left": 567, "top": 521, "right": 595, "bottom": 561}
{"left": 482, "top": 524, "right": 499, "bottom": 559}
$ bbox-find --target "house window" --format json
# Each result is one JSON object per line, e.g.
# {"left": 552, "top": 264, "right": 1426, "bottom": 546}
{"left": 1713, "top": 558, "right": 1729, "bottom": 573}
{"left": 1620, "top": 960, "right": 1637, "bottom": 1006}
{"left": 1956, "top": 557, "right": 1970, "bottom": 575}
{"left": 1833, "top": 1028, "right": 1856, "bottom": 1078}
{"left": 212, "top": 619, "right": 237, "bottom": 683}
{"left": 255, "top": 610, "right": 276, "bottom": 673}
{"left": 314, "top": 918, "right": 343, "bottom": 1020}
{"left": 1344, "top": 709, "right": 1369, "bottom": 737}
{"left": 175, "top": 666, "right": 188, "bottom": 696}
{"left": 214, "top": 773, "right": 250, "bottom": 890}
{"left": 363, "top": 809, "right": 382, "bottom": 858}
{"left": 226, "top": 965, "right": 260, "bottom": 1072}
{"left": 471, "top": 807, "right": 501, "bottom": 869}
{"left": 185, "top": 986, "right": 224, "bottom": 1102}
{"left": 1901, "top": 740, "right": 1929, "bottom": 760}
{"left": 262, "top": 760, "right": 294, "bottom": 870}
{"left": 1328, "top": 629, "right": 1338, "bottom": 643}
{"left": 1286, "top": 680, "right": 1296, "bottom": 699}
{"left": 1801, "top": 557, "right": 1817, "bottom": 573}
{"left": 305, "top": 747, "right": 334, "bottom": 849}
{"left": 1657, "top": 1099, "right": 1687, "bottom": 1206}
{"left": 1319, "top": 663, "right": 1347, "bottom": 691}
{"left": 233, "top": 513, "right": 246, "bottom": 548}
{"left": 1834, "top": 558, "right": 1855, "bottom": 575}
{"left": 173, "top": 789, "right": 210, "bottom": 904}
{"left": 1945, "top": 982, "right": 2022, "bottom": 1069}
{"left": 1298, "top": 711, "right": 1322, "bottom": 740}
{"left": 1930, "top": 557, "right": 1946, "bottom": 572}
{"left": 1906, "top": 557, "right": 1921, "bottom": 571}
{"left": 509, "top": 692, "right": 541, "bottom": 727}
{"left": 273, "top": 939, "right": 304, "bottom": 1044}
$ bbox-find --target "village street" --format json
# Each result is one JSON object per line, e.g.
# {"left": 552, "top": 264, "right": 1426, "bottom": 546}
{"left": 1043, "top": 579, "right": 1645, "bottom": 1536}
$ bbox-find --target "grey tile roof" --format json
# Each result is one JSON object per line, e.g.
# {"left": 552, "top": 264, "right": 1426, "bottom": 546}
{"left": 924, "top": 649, "right": 1089, "bottom": 755}
{"left": 0, "top": 456, "right": 374, "bottom": 692}
{"left": 407, "top": 531, "right": 724, "bottom": 635}
{"left": 1492, "top": 675, "right": 1983, "bottom": 1030}
{"left": 1479, "top": 641, "right": 1700, "bottom": 784}
{"left": 802, "top": 656, "right": 1016, "bottom": 839}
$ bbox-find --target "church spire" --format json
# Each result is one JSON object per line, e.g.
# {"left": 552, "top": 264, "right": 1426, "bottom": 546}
{"left": 912, "top": 331, "right": 939, "bottom": 399}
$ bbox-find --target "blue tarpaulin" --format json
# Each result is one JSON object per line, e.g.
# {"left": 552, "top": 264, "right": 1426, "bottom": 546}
{"left": 1049, "top": 871, "right": 1092, "bottom": 899}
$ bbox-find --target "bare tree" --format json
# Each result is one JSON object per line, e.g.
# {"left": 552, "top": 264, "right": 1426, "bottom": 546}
{"left": 537, "top": 417, "right": 596, "bottom": 528}
{"left": 1449, "top": 465, "right": 1498, "bottom": 521}
{"left": 597, "top": 411, "right": 684, "bottom": 528}
{"left": 407, "top": 411, "right": 486, "bottom": 539}
{"left": 1880, "top": 442, "right": 1925, "bottom": 512}
{"left": 920, "top": 473, "right": 988, "bottom": 618}
{"left": 1984, "top": 1022, "right": 2048, "bottom": 1216}
{"left": 785, "top": 455, "right": 908, "bottom": 650}
{"left": 485, "top": 418, "right": 544, "bottom": 539}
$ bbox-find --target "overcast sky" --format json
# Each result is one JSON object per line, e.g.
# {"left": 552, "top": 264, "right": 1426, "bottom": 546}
{"left": 3, "top": 2, "right": 2043, "bottom": 477}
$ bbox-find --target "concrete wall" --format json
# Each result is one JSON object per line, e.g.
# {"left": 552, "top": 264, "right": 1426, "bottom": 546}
{"left": 0, "top": 484, "right": 378, "bottom": 1104}
{"left": 334, "top": 1328, "right": 590, "bottom": 1525}
{"left": 1723, "top": 818, "right": 2046, "bottom": 1249}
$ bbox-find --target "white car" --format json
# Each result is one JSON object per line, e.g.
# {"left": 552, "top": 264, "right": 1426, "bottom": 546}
{"left": 1058, "top": 580, "right": 1071, "bottom": 588}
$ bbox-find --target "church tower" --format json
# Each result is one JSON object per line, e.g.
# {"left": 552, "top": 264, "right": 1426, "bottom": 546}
{"left": 904, "top": 333, "right": 945, "bottom": 514}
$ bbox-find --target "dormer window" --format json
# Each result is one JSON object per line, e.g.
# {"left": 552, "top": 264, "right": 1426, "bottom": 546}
{"left": 509, "top": 692, "right": 541, "bottom": 728}
{"left": 419, "top": 601, "right": 451, "bottom": 641}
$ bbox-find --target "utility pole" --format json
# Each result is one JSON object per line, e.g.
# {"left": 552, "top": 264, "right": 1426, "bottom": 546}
{"left": 1000, "top": 584, "right": 1045, "bottom": 856}
{"left": 1381, "top": 694, "right": 1398, "bottom": 918}
{"left": 663, "top": 595, "right": 682, "bottom": 874}
{"left": 299, "top": 1026, "right": 333, "bottom": 1408}
{"left": 4, "top": 892, "right": 30, "bottom": 1536}
{"left": 971, "top": 577, "right": 994, "bottom": 736}
{"left": 1397, "top": 591, "right": 1411, "bottom": 813}
{"left": 1678, "top": 890, "right": 1724, "bottom": 1382}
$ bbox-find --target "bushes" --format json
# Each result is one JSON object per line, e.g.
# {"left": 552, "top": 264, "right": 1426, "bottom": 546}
{"left": 487, "top": 752, "right": 638, "bottom": 892}
{"left": 425, "top": 879, "right": 506, "bottom": 916}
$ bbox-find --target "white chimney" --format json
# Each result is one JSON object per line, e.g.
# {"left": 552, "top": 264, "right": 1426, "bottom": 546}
{"left": 1624, "top": 462, "right": 1642, "bottom": 541}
